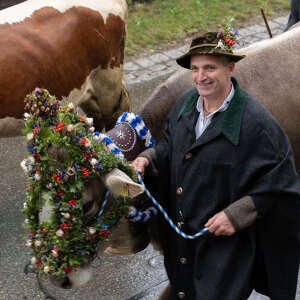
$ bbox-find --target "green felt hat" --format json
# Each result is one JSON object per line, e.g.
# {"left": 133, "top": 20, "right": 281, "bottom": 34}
{"left": 176, "top": 31, "right": 245, "bottom": 69}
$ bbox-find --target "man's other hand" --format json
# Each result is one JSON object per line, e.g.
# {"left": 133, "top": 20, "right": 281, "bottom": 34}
{"left": 205, "top": 211, "right": 236, "bottom": 236}
{"left": 131, "top": 157, "right": 149, "bottom": 178}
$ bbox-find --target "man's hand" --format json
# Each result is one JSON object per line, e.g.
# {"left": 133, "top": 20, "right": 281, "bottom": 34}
{"left": 131, "top": 157, "right": 149, "bottom": 178}
{"left": 205, "top": 211, "right": 236, "bottom": 236}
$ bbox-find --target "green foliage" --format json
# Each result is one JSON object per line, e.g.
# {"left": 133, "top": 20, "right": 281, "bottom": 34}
{"left": 126, "top": 0, "right": 289, "bottom": 56}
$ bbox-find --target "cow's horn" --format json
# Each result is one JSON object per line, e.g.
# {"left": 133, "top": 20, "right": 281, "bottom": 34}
{"left": 102, "top": 168, "right": 144, "bottom": 198}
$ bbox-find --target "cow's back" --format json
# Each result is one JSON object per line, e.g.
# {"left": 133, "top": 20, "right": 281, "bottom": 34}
{"left": 235, "top": 25, "right": 300, "bottom": 170}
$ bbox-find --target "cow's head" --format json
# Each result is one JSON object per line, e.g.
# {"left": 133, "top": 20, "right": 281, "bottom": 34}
{"left": 21, "top": 88, "right": 146, "bottom": 288}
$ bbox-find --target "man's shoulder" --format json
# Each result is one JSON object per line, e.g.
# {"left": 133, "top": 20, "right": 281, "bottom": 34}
{"left": 242, "top": 91, "right": 289, "bottom": 144}
{"left": 243, "top": 91, "right": 278, "bottom": 127}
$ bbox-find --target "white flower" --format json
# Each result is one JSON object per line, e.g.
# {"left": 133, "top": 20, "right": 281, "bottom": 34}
{"left": 43, "top": 266, "right": 50, "bottom": 273}
{"left": 67, "top": 124, "right": 74, "bottom": 132}
{"left": 92, "top": 135, "right": 100, "bottom": 141}
{"left": 26, "top": 133, "right": 34, "bottom": 141}
{"left": 24, "top": 218, "right": 29, "bottom": 224}
{"left": 31, "top": 257, "right": 38, "bottom": 264}
{"left": 23, "top": 202, "right": 27, "bottom": 209}
{"left": 85, "top": 118, "right": 93, "bottom": 126}
{"left": 35, "top": 240, "right": 42, "bottom": 247}
{"left": 26, "top": 240, "right": 33, "bottom": 248}
{"left": 20, "top": 160, "right": 28, "bottom": 173}
{"left": 34, "top": 173, "right": 41, "bottom": 181}
{"left": 89, "top": 126, "right": 95, "bottom": 133}
{"left": 68, "top": 103, "right": 75, "bottom": 110}
{"left": 61, "top": 212, "right": 71, "bottom": 219}
{"left": 90, "top": 158, "right": 98, "bottom": 166}
{"left": 24, "top": 112, "right": 31, "bottom": 120}
{"left": 56, "top": 229, "right": 64, "bottom": 237}
{"left": 89, "top": 227, "right": 96, "bottom": 235}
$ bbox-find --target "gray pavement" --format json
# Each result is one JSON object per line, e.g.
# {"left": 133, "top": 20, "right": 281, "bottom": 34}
{"left": 1, "top": 12, "right": 300, "bottom": 300}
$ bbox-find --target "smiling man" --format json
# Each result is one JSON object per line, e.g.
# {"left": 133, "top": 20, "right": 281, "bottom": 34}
{"left": 132, "top": 28, "right": 300, "bottom": 300}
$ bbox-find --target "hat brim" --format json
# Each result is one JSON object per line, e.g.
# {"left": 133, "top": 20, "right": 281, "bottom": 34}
{"left": 176, "top": 48, "right": 246, "bottom": 69}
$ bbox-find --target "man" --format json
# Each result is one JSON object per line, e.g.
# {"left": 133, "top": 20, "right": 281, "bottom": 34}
{"left": 132, "top": 28, "right": 300, "bottom": 299}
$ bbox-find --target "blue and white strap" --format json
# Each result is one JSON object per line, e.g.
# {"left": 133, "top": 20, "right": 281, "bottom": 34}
{"left": 116, "top": 112, "right": 156, "bottom": 149}
{"left": 92, "top": 132, "right": 125, "bottom": 161}
{"left": 127, "top": 206, "right": 158, "bottom": 222}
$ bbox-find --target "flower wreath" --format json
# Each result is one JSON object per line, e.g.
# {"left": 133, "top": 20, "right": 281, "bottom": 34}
{"left": 21, "top": 88, "right": 137, "bottom": 278}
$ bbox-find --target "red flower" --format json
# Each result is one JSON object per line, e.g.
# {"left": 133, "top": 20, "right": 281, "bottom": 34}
{"left": 37, "top": 262, "right": 43, "bottom": 269}
{"left": 52, "top": 173, "right": 62, "bottom": 184}
{"left": 33, "top": 127, "right": 40, "bottom": 135}
{"left": 92, "top": 151, "right": 97, "bottom": 157}
{"left": 27, "top": 185, "right": 32, "bottom": 191}
{"left": 56, "top": 190, "right": 63, "bottom": 197}
{"left": 60, "top": 223, "right": 70, "bottom": 230}
{"left": 99, "top": 230, "right": 111, "bottom": 238}
{"left": 82, "top": 168, "right": 91, "bottom": 177}
{"left": 80, "top": 138, "right": 88, "bottom": 145}
{"left": 32, "top": 153, "right": 41, "bottom": 160}
{"left": 84, "top": 153, "right": 90, "bottom": 159}
{"left": 225, "top": 38, "right": 236, "bottom": 46}
{"left": 79, "top": 117, "right": 86, "bottom": 123}
{"left": 53, "top": 122, "right": 66, "bottom": 132}
{"left": 53, "top": 247, "right": 59, "bottom": 253}
{"left": 64, "top": 266, "right": 72, "bottom": 274}
{"left": 68, "top": 200, "right": 78, "bottom": 206}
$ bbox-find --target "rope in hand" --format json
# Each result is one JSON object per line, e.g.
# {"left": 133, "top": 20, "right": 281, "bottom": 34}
{"left": 129, "top": 172, "right": 210, "bottom": 239}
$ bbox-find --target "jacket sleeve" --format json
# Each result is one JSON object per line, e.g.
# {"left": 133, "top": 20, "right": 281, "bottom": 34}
{"left": 225, "top": 127, "right": 300, "bottom": 231}
{"left": 224, "top": 196, "right": 257, "bottom": 231}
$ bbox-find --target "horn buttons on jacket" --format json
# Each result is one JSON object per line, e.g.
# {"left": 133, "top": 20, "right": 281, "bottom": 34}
{"left": 185, "top": 152, "right": 192, "bottom": 160}
{"left": 176, "top": 187, "right": 183, "bottom": 195}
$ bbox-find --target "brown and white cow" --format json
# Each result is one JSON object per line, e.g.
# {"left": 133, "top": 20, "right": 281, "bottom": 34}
{"left": 0, "top": 0, "right": 129, "bottom": 135}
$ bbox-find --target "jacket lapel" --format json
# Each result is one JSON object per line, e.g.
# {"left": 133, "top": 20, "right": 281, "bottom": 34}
{"left": 188, "top": 112, "right": 223, "bottom": 151}
{"left": 181, "top": 108, "right": 199, "bottom": 136}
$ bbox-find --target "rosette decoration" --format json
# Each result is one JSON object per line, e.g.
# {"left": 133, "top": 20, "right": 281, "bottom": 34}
{"left": 21, "top": 88, "right": 138, "bottom": 279}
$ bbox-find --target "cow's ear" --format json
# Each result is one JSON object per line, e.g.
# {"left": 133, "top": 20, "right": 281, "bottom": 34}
{"left": 101, "top": 168, "right": 144, "bottom": 198}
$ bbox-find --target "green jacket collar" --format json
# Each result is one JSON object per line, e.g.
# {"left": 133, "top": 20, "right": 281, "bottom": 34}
{"left": 177, "top": 77, "right": 245, "bottom": 146}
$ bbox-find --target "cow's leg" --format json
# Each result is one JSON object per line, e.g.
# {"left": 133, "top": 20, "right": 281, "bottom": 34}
{"left": 0, "top": 117, "right": 25, "bottom": 137}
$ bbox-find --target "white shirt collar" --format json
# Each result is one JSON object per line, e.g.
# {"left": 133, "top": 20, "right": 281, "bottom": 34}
{"left": 196, "top": 82, "right": 235, "bottom": 115}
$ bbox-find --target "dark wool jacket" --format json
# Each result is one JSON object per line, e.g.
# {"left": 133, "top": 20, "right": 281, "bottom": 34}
{"left": 148, "top": 78, "right": 300, "bottom": 300}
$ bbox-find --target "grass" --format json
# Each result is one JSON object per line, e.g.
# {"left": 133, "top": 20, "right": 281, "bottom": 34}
{"left": 126, "top": 0, "right": 290, "bottom": 56}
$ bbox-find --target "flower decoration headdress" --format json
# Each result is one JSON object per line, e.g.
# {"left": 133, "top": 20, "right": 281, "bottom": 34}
{"left": 21, "top": 88, "right": 137, "bottom": 278}
{"left": 215, "top": 18, "right": 243, "bottom": 52}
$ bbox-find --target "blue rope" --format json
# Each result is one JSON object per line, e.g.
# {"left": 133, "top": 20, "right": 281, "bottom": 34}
{"left": 136, "top": 173, "right": 210, "bottom": 239}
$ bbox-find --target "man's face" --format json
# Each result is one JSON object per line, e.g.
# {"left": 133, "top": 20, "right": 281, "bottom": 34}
{"left": 190, "top": 55, "right": 235, "bottom": 101}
